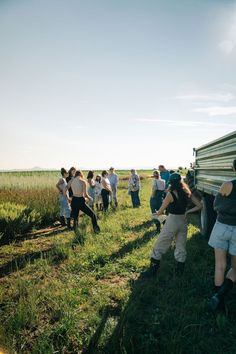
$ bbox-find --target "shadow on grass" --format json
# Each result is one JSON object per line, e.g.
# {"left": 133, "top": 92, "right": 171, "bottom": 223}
{"left": 0, "top": 226, "right": 68, "bottom": 246}
{"left": 86, "top": 231, "right": 236, "bottom": 354}
{"left": 0, "top": 241, "right": 71, "bottom": 278}
{"left": 94, "top": 229, "right": 157, "bottom": 267}
{"left": 129, "top": 220, "right": 154, "bottom": 232}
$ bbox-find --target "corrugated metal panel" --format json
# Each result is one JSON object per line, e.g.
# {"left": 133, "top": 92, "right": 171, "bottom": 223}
{"left": 194, "top": 130, "right": 236, "bottom": 196}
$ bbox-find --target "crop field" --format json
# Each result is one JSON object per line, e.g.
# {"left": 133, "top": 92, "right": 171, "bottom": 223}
{"left": 0, "top": 171, "right": 236, "bottom": 354}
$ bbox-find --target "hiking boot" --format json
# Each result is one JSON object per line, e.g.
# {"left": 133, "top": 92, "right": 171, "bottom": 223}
{"left": 175, "top": 261, "right": 185, "bottom": 276}
{"left": 60, "top": 216, "right": 66, "bottom": 226}
{"left": 140, "top": 258, "right": 160, "bottom": 278}
{"left": 208, "top": 278, "right": 233, "bottom": 311}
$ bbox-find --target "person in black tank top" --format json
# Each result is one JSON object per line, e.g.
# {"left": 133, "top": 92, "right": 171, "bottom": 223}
{"left": 208, "top": 158, "right": 236, "bottom": 311}
{"left": 141, "top": 173, "right": 202, "bottom": 278}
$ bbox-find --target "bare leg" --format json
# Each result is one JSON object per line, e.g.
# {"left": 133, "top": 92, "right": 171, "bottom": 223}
{"left": 214, "top": 249, "right": 227, "bottom": 286}
{"left": 226, "top": 255, "right": 236, "bottom": 282}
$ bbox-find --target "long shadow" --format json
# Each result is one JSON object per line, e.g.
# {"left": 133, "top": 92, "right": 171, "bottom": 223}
{"left": 94, "top": 229, "right": 157, "bottom": 267}
{"left": 82, "top": 305, "right": 122, "bottom": 354}
{"left": 24, "top": 226, "right": 68, "bottom": 241}
{"left": 0, "top": 240, "right": 71, "bottom": 278}
{"left": 0, "top": 226, "right": 68, "bottom": 246}
{"left": 128, "top": 220, "right": 154, "bottom": 232}
{"left": 87, "top": 231, "right": 236, "bottom": 354}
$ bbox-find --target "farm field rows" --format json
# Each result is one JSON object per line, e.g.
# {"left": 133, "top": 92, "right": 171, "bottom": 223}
{"left": 0, "top": 171, "right": 236, "bottom": 354}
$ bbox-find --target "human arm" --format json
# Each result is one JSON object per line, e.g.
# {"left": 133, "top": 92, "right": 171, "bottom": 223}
{"left": 185, "top": 194, "right": 202, "bottom": 215}
{"left": 156, "top": 192, "right": 173, "bottom": 216}
{"left": 219, "top": 181, "right": 233, "bottom": 196}
{"left": 56, "top": 178, "right": 64, "bottom": 192}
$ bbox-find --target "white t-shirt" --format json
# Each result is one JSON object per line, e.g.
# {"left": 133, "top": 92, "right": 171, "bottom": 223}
{"left": 152, "top": 178, "right": 165, "bottom": 191}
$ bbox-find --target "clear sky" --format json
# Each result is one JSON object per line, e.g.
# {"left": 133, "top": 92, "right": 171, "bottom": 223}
{"left": 1, "top": 0, "right": 236, "bottom": 170}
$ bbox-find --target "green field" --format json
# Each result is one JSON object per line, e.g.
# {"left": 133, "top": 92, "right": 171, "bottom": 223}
{"left": 0, "top": 171, "right": 236, "bottom": 354}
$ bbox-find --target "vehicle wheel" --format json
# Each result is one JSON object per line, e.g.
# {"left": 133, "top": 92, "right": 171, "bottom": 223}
{"left": 200, "top": 195, "right": 216, "bottom": 237}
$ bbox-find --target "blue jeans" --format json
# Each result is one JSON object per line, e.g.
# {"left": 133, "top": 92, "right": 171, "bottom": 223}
{"left": 150, "top": 192, "right": 163, "bottom": 213}
{"left": 59, "top": 194, "right": 71, "bottom": 218}
{"left": 131, "top": 190, "right": 140, "bottom": 208}
{"left": 150, "top": 191, "right": 164, "bottom": 229}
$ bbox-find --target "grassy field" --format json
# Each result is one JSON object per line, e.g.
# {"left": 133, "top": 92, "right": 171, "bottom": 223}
{"left": 0, "top": 170, "right": 151, "bottom": 244}
{"left": 0, "top": 171, "right": 236, "bottom": 354}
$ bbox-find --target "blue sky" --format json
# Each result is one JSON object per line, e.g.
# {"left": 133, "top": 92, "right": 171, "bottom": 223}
{"left": 1, "top": 0, "right": 236, "bottom": 170}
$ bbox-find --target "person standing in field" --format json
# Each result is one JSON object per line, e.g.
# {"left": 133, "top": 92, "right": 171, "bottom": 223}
{"left": 94, "top": 174, "right": 103, "bottom": 211}
{"left": 128, "top": 169, "right": 141, "bottom": 208}
{"left": 66, "top": 166, "right": 76, "bottom": 198}
{"left": 87, "top": 170, "right": 96, "bottom": 209}
{"left": 142, "top": 172, "right": 202, "bottom": 277}
{"left": 159, "top": 165, "right": 170, "bottom": 194}
{"left": 65, "top": 170, "right": 100, "bottom": 233}
{"left": 101, "top": 170, "right": 112, "bottom": 212}
{"left": 150, "top": 170, "right": 165, "bottom": 232}
{"left": 56, "top": 168, "right": 71, "bottom": 228}
{"left": 108, "top": 167, "right": 119, "bottom": 207}
{"left": 208, "top": 158, "right": 236, "bottom": 311}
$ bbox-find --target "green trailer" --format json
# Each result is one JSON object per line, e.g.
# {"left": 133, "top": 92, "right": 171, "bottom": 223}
{"left": 193, "top": 130, "right": 236, "bottom": 237}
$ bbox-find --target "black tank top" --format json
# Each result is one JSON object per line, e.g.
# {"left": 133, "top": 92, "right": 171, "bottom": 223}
{"left": 168, "top": 192, "right": 188, "bottom": 215}
{"left": 215, "top": 179, "right": 236, "bottom": 226}
{"left": 228, "top": 180, "right": 236, "bottom": 199}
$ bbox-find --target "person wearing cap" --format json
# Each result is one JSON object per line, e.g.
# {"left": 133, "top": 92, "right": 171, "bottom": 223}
{"left": 128, "top": 169, "right": 141, "bottom": 208}
{"left": 142, "top": 172, "right": 202, "bottom": 277}
{"left": 150, "top": 170, "right": 165, "bottom": 232}
{"left": 208, "top": 158, "right": 236, "bottom": 311}
{"left": 108, "top": 167, "right": 119, "bottom": 207}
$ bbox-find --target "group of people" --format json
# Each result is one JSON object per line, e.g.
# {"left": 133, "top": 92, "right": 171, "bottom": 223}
{"left": 143, "top": 159, "right": 236, "bottom": 313}
{"left": 56, "top": 160, "right": 236, "bottom": 312}
{"left": 56, "top": 167, "right": 119, "bottom": 232}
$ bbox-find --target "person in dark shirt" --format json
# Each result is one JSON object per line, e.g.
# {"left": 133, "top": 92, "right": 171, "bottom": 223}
{"left": 142, "top": 173, "right": 202, "bottom": 277}
{"left": 66, "top": 166, "right": 76, "bottom": 198}
{"left": 208, "top": 158, "right": 236, "bottom": 311}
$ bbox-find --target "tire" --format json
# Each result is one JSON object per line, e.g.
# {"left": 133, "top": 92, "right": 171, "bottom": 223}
{"left": 200, "top": 195, "right": 216, "bottom": 237}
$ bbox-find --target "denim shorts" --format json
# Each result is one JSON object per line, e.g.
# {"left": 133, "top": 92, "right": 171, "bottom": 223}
{"left": 208, "top": 220, "right": 236, "bottom": 255}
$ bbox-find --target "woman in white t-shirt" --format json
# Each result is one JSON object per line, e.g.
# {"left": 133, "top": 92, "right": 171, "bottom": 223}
{"left": 101, "top": 170, "right": 112, "bottom": 212}
{"left": 150, "top": 170, "right": 165, "bottom": 232}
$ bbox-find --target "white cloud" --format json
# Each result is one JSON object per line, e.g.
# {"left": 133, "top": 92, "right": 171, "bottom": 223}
{"left": 176, "top": 93, "right": 235, "bottom": 102}
{"left": 193, "top": 106, "right": 236, "bottom": 116}
{"left": 219, "top": 40, "right": 235, "bottom": 54}
{"left": 136, "top": 118, "right": 234, "bottom": 128}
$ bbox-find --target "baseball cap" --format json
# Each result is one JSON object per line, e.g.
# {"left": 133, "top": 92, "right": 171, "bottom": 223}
{"left": 169, "top": 172, "right": 181, "bottom": 182}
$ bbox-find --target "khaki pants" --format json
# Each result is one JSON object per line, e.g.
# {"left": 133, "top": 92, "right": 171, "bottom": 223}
{"left": 151, "top": 214, "right": 188, "bottom": 263}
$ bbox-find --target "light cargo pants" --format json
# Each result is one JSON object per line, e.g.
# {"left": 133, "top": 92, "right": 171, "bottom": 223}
{"left": 151, "top": 214, "right": 188, "bottom": 263}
